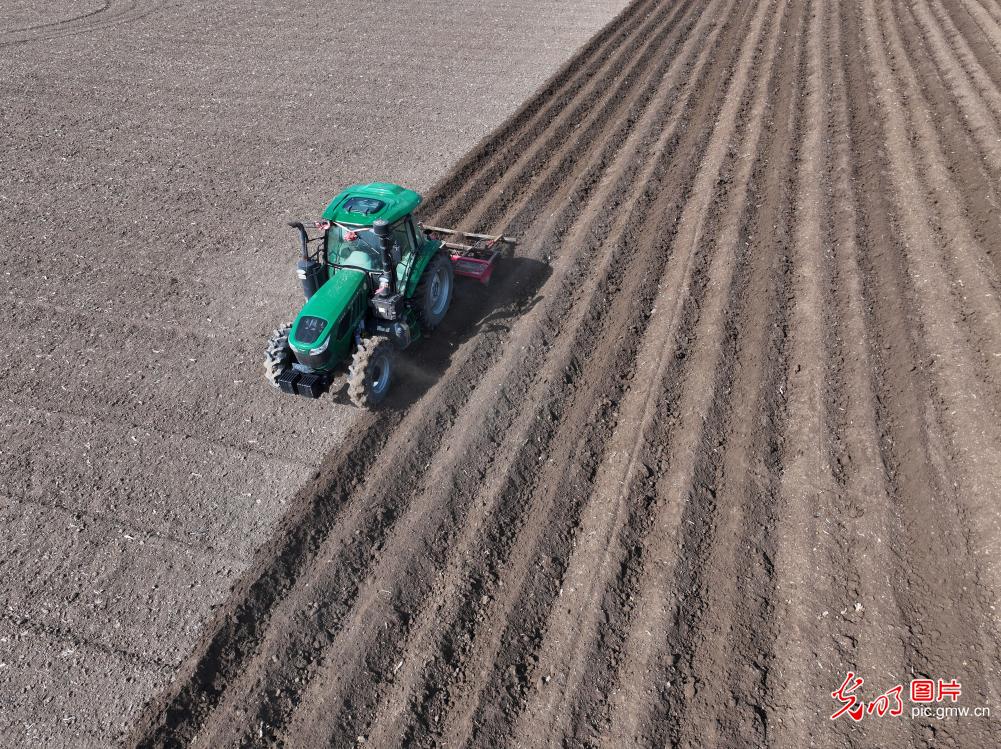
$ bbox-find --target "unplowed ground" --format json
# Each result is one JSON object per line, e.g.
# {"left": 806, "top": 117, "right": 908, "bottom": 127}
{"left": 130, "top": 0, "right": 1001, "bottom": 746}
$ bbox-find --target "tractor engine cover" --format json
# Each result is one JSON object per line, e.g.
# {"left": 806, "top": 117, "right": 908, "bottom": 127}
{"left": 370, "top": 292, "right": 404, "bottom": 321}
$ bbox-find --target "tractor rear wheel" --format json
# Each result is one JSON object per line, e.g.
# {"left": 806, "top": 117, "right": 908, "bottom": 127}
{"left": 414, "top": 251, "right": 454, "bottom": 331}
{"left": 264, "top": 322, "right": 293, "bottom": 387}
{"left": 347, "top": 335, "right": 394, "bottom": 408}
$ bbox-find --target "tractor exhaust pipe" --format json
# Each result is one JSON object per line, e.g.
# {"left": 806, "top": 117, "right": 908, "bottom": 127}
{"left": 288, "top": 221, "right": 309, "bottom": 259}
{"left": 288, "top": 221, "right": 328, "bottom": 299}
{"left": 372, "top": 219, "right": 396, "bottom": 295}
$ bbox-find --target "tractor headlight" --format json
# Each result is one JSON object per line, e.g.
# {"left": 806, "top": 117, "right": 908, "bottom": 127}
{"left": 309, "top": 336, "right": 330, "bottom": 356}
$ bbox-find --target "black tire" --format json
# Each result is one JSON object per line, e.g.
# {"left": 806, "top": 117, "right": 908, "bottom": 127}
{"left": 347, "top": 335, "right": 394, "bottom": 408}
{"left": 264, "top": 322, "right": 293, "bottom": 387}
{"left": 414, "top": 251, "right": 454, "bottom": 331}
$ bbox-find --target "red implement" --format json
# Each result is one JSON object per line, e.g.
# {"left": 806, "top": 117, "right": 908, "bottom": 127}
{"left": 421, "top": 225, "right": 517, "bottom": 286}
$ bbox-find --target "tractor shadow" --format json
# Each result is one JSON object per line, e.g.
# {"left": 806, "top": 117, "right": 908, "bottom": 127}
{"left": 330, "top": 256, "right": 551, "bottom": 410}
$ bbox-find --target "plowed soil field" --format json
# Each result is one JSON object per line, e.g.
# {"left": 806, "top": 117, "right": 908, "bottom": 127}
{"left": 0, "top": 0, "right": 630, "bottom": 745}
{"left": 128, "top": 0, "right": 1001, "bottom": 746}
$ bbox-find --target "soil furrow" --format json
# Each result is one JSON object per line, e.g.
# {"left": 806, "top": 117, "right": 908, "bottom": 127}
{"left": 902, "top": 1, "right": 1001, "bottom": 287}
{"left": 840, "top": 0, "right": 983, "bottom": 740}
{"left": 903, "top": 0, "right": 1001, "bottom": 245}
{"left": 458, "top": 1, "right": 768, "bottom": 744}
{"left": 524, "top": 0, "right": 788, "bottom": 744}
{"left": 634, "top": 2, "right": 804, "bottom": 746}
{"left": 975, "top": 0, "right": 1001, "bottom": 25}
{"left": 955, "top": 0, "right": 1001, "bottom": 59}
{"left": 926, "top": 0, "right": 1001, "bottom": 126}
{"left": 508, "top": 0, "right": 756, "bottom": 736}
{"left": 766, "top": 1, "right": 842, "bottom": 742}
{"left": 809, "top": 0, "right": 914, "bottom": 744}
{"left": 840, "top": 0, "right": 1001, "bottom": 742}
{"left": 478, "top": 0, "right": 707, "bottom": 242}
{"left": 872, "top": 0, "right": 1001, "bottom": 611}
{"left": 880, "top": 0, "right": 1001, "bottom": 404}
{"left": 398, "top": 5, "right": 764, "bottom": 744}
{"left": 354, "top": 1, "right": 736, "bottom": 744}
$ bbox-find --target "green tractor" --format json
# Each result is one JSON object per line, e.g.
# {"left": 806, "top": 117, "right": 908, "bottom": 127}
{"left": 265, "top": 182, "right": 514, "bottom": 408}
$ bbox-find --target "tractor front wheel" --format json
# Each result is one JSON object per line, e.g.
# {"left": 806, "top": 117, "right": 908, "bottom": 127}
{"left": 264, "top": 322, "right": 293, "bottom": 387}
{"left": 347, "top": 335, "right": 394, "bottom": 408}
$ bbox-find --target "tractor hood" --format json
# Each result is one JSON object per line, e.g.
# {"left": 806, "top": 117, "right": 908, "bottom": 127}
{"left": 288, "top": 269, "right": 366, "bottom": 365}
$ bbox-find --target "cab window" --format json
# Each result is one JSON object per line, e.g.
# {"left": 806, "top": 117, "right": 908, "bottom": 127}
{"left": 392, "top": 221, "right": 414, "bottom": 260}
{"left": 408, "top": 218, "right": 425, "bottom": 249}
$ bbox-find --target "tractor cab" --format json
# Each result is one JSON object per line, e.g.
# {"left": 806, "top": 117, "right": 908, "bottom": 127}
{"left": 325, "top": 215, "right": 424, "bottom": 281}
{"left": 323, "top": 184, "right": 424, "bottom": 270}
{"left": 286, "top": 183, "right": 428, "bottom": 299}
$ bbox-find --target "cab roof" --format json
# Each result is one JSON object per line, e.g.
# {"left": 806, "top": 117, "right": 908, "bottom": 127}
{"left": 321, "top": 182, "right": 422, "bottom": 226}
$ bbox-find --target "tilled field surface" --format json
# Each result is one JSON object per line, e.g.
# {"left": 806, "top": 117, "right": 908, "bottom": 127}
{"left": 133, "top": 0, "right": 1001, "bottom": 746}
{"left": 0, "top": 0, "right": 630, "bottom": 746}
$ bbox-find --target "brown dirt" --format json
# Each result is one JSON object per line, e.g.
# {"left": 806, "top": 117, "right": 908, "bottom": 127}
{"left": 5, "top": 0, "right": 1001, "bottom": 745}
{"left": 0, "top": 0, "right": 631, "bottom": 746}
{"left": 125, "top": 0, "right": 1001, "bottom": 746}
